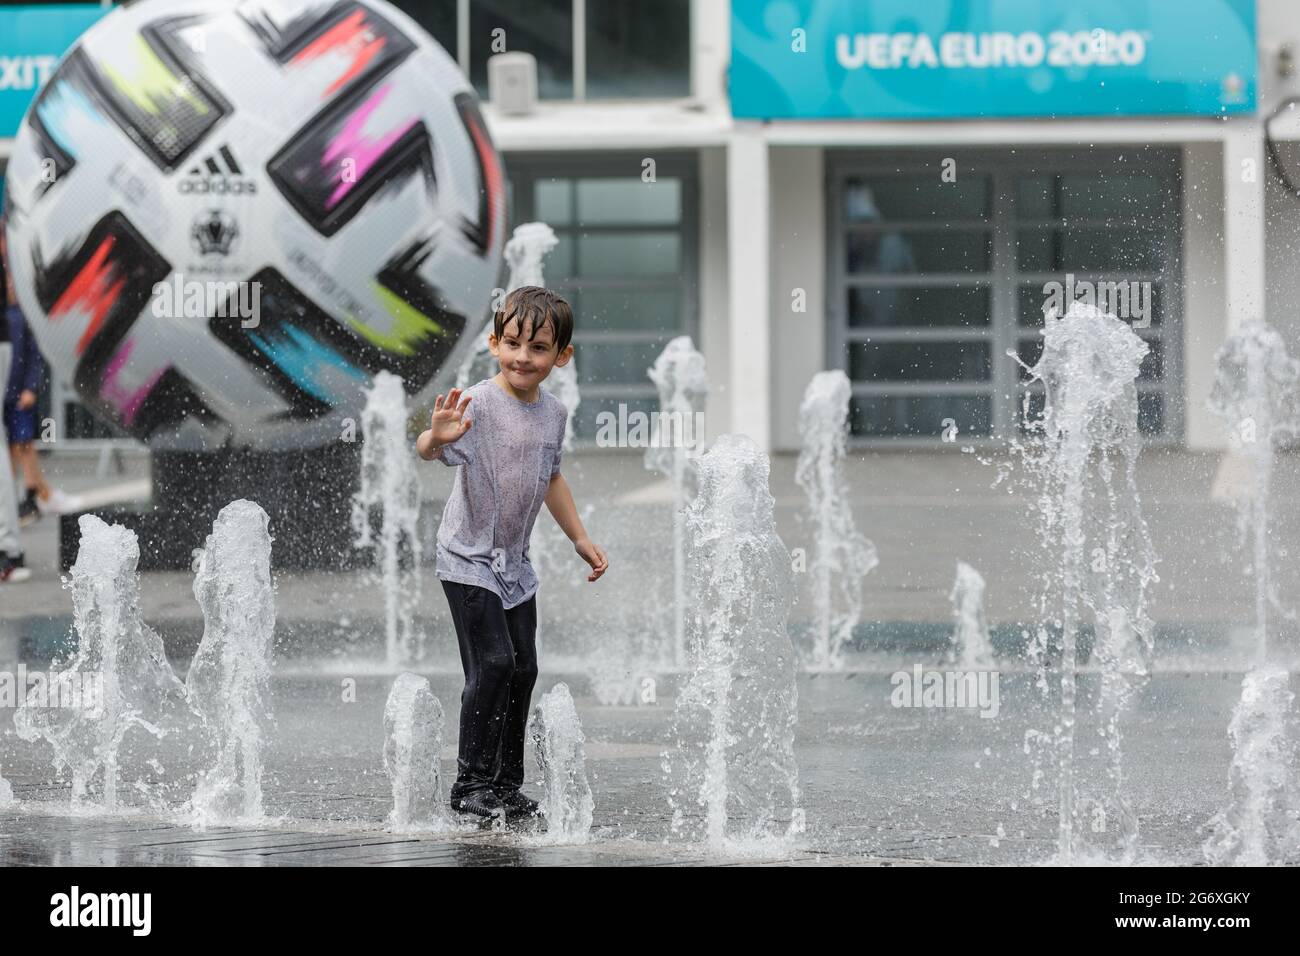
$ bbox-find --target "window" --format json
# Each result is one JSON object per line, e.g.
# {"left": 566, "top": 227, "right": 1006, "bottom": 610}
{"left": 837, "top": 171, "right": 996, "bottom": 438}
{"left": 586, "top": 0, "right": 691, "bottom": 99}
{"left": 391, "top": 0, "right": 691, "bottom": 101}
{"left": 391, "top": 0, "right": 457, "bottom": 57}
{"left": 469, "top": 0, "right": 573, "bottom": 99}
{"left": 506, "top": 155, "right": 698, "bottom": 442}
{"left": 828, "top": 149, "right": 1183, "bottom": 444}
{"left": 1012, "top": 171, "right": 1178, "bottom": 437}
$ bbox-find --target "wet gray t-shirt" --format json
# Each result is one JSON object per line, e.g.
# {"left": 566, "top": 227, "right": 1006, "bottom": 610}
{"left": 434, "top": 378, "right": 567, "bottom": 609}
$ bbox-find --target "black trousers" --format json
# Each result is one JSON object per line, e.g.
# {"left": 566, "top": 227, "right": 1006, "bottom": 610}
{"left": 440, "top": 579, "right": 539, "bottom": 800}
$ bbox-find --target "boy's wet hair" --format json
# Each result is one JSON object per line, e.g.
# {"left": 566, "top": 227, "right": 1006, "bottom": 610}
{"left": 494, "top": 286, "right": 573, "bottom": 354}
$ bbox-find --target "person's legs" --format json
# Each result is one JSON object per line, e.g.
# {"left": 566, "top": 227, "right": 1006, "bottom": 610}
{"left": 0, "top": 347, "right": 20, "bottom": 558}
{"left": 492, "top": 594, "right": 539, "bottom": 793}
{"left": 10, "top": 442, "right": 39, "bottom": 525}
{"left": 0, "top": 437, "right": 19, "bottom": 558}
{"left": 13, "top": 441, "right": 47, "bottom": 499}
{"left": 4, "top": 396, "right": 42, "bottom": 494}
{"left": 12, "top": 442, "right": 28, "bottom": 485}
{"left": 441, "top": 579, "right": 517, "bottom": 802}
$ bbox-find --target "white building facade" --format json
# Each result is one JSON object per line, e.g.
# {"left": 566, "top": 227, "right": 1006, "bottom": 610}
{"left": 2, "top": 0, "right": 1298, "bottom": 453}
{"left": 475, "top": 0, "right": 1300, "bottom": 453}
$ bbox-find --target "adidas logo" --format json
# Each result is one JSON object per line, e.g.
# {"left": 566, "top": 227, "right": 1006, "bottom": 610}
{"left": 178, "top": 144, "right": 257, "bottom": 195}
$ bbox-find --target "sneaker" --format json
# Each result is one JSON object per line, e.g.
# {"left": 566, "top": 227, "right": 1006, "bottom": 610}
{"left": 36, "top": 487, "right": 84, "bottom": 515}
{"left": 0, "top": 552, "right": 32, "bottom": 583}
{"left": 494, "top": 787, "right": 541, "bottom": 819}
{"left": 17, "top": 491, "right": 38, "bottom": 527}
{"left": 450, "top": 788, "right": 505, "bottom": 821}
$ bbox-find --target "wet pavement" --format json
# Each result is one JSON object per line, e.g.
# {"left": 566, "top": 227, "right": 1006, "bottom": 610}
{"left": 1, "top": 448, "right": 1297, "bottom": 865}
{"left": 1, "top": 670, "right": 1285, "bottom": 866}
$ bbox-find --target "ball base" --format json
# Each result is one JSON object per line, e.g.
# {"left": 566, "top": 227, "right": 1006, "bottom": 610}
{"left": 59, "top": 443, "right": 380, "bottom": 571}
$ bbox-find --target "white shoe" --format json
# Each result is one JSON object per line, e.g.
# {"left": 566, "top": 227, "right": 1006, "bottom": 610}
{"left": 0, "top": 554, "right": 32, "bottom": 583}
{"left": 35, "top": 488, "right": 85, "bottom": 515}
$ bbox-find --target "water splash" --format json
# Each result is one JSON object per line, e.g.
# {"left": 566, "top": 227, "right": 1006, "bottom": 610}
{"left": 1203, "top": 667, "right": 1297, "bottom": 865}
{"left": 1093, "top": 605, "right": 1150, "bottom": 861}
{"left": 502, "top": 221, "right": 558, "bottom": 290}
{"left": 352, "top": 370, "right": 424, "bottom": 666}
{"left": 530, "top": 682, "right": 593, "bottom": 842}
{"left": 14, "top": 515, "right": 190, "bottom": 813}
{"left": 187, "top": 500, "right": 276, "bottom": 825}
{"left": 949, "top": 561, "right": 995, "bottom": 669}
{"left": 1203, "top": 321, "right": 1300, "bottom": 864}
{"left": 587, "top": 657, "right": 651, "bottom": 707}
{"left": 1207, "top": 320, "right": 1300, "bottom": 661}
{"left": 645, "top": 335, "right": 710, "bottom": 668}
{"left": 0, "top": 768, "right": 14, "bottom": 808}
{"left": 794, "top": 370, "right": 877, "bottom": 670}
{"left": 664, "top": 434, "right": 803, "bottom": 853}
{"left": 1014, "top": 302, "right": 1157, "bottom": 864}
{"left": 583, "top": 583, "right": 668, "bottom": 698}
{"left": 547, "top": 359, "right": 581, "bottom": 453}
{"left": 383, "top": 672, "right": 445, "bottom": 831}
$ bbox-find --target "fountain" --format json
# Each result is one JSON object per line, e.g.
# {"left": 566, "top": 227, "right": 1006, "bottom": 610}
{"left": 663, "top": 434, "right": 804, "bottom": 851}
{"left": 1206, "top": 321, "right": 1300, "bottom": 660}
{"left": 352, "top": 370, "right": 424, "bottom": 666}
{"left": 645, "top": 335, "right": 710, "bottom": 669}
{"left": 14, "top": 515, "right": 191, "bottom": 813}
{"left": 530, "top": 682, "right": 593, "bottom": 842}
{"left": 1203, "top": 320, "right": 1300, "bottom": 865}
{"left": 187, "top": 500, "right": 276, "bottom": 825}
{"left": 794, "top": 369, "right": 877, "bottom": 670}
{"left": 949, "top": 561, "right": 995, "bottom": 669}
{"left": 383, "top": 673, "right": 445, "bottom": 830}
{"left": 1204, "top": 668, "right": 1295, "bottom": 865}
{"left": 1014, "top": 301, "right": 1158, "bottom": 863}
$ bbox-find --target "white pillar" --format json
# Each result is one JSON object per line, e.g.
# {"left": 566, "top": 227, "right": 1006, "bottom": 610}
{"left": 1210, "top": 122, "right": 1267, "bottom": 486}
{"left": 692, "top": 0, "right": 730, "bottom": 105}
{"left": 726, "top": 125, "right": 771, "bottom": 452}
{"left": 1223, "top": 121, "right": 1267, "bottom": 332}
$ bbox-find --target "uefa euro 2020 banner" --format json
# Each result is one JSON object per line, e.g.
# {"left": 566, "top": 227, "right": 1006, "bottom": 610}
{"left": 0, "top": 4, "right": 109, "bottom": 139}
{"left": 730, "top": 0, "right": 1257, "bottom": 120}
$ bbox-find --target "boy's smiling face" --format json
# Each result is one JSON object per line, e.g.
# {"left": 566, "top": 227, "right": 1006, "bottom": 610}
{"left": 489, "top": 313, "right": 572, "bottom": 392}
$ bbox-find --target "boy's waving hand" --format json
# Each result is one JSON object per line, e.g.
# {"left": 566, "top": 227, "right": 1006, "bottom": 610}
{"left": 418, "top": 388, "right": 474, "bottom": 460}
{"left": 430, "top": 388, "right": 472, "bottom": 442}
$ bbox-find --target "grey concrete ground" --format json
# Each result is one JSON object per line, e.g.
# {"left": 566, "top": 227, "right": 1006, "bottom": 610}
{"left": 1, "top": 446, "right": 1297, "bottom": 865}
{"left": 4, "top": 445, "right": 1296, "bottom": 632}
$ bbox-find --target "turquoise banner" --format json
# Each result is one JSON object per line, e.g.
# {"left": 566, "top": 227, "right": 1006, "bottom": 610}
{"left": 1, "top": 4, "right": 107, "bottom": 138}
{"left": 731, "top": 0, "right": 1257, "bottom": 119}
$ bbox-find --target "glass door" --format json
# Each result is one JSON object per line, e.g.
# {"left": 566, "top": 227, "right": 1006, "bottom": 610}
{"left": 828, "top": 148, "right": 1183, "bottom": 445}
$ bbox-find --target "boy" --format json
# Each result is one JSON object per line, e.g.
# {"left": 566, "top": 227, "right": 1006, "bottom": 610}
{"left": 416, "top": 286, "right": 608, "bottom": 822}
